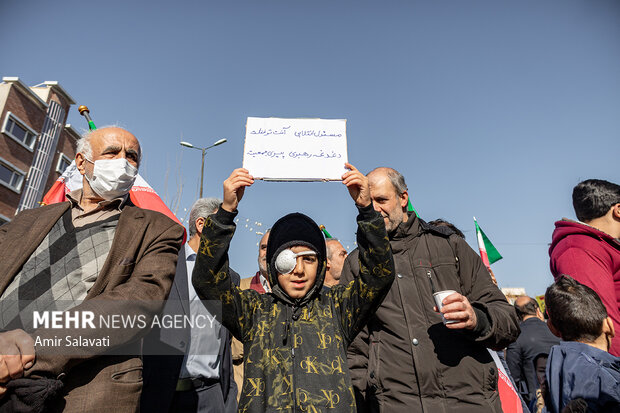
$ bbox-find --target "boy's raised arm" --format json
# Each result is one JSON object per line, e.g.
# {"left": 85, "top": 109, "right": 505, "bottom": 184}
{"left": 334, "top": 163, "right": 395, "bottom": 344}
{"left": 192, "top": 168, "right": 260, "bottom": 341}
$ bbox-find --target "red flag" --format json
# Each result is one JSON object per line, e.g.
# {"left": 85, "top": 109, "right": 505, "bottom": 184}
{"left": 128, "top": 174, "right": 182, "bottom": 226}
{"left": 489, "top": 350, "right": 524, "bottom": 413}
{"left": 41, "top": 161, "right": 83, "bottom": 206}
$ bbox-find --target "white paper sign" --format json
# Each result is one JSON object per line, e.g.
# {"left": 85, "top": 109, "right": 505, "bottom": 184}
{"left": 243, "top": 117, "right": 348, "bottom": 181}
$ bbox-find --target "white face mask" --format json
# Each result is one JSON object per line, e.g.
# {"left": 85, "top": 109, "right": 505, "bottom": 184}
{"left": 84, "top": 157, "right": 138, "bottom": 200}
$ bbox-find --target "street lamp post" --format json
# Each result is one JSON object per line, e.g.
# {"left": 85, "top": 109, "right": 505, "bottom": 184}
{"left": 180, "top": 138, "right": 227, "bottom": 198}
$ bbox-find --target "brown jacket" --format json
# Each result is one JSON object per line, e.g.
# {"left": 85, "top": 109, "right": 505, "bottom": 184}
{"left": 341, "top": 213, "right": 520, "bottom": 413}
{"left": 0, "top": 201, "right": 184, "bottom": 412}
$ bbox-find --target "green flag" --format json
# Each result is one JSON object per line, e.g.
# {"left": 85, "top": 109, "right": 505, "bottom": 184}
{"left": 407, "top": 199, "right": 419, "bottom": 218}
{"left": 474, "top": 217, "right": 502, "bottom": 266}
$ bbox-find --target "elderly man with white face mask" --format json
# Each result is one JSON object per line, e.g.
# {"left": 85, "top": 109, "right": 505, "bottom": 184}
{"left": 0, "top": 127, "right": 184, "bottom": 413}
{"left": 76, "top": 126, "right": 141, "bottom": 202}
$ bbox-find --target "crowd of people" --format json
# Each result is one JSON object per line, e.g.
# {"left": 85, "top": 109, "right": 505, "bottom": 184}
{"left": 0, "top": 126, "right": 618, "bottom": 413}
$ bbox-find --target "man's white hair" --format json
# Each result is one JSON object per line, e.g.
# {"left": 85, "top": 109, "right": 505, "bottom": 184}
{"left": 76, "top": 129, "right": 94, "bottom": 160}
{"left": 325, "top": 238, "right": 342, "bottom": 260}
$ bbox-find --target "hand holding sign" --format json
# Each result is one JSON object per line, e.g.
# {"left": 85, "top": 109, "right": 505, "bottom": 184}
{"left": 221, "top": 168, "right": 254, "bottom": 213}
{"left": 342, "top": 163, "right": 371, "bottom": 208}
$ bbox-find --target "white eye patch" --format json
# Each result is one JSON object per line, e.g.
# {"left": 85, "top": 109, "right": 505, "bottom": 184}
{"left": 274, "top": 249, "right": 317, "bottom": 275}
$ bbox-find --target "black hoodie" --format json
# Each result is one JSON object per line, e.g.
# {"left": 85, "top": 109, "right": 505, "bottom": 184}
{"left": 192, "top": 204, "right": 394, "bottom": 412}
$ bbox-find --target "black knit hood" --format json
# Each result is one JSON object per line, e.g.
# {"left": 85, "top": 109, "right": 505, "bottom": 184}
{"left": 266, "top": 212, "right": 326, "bottom": 306}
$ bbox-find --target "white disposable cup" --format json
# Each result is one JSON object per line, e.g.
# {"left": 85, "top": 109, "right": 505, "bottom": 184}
{"left": 433, "top": 290, "right": 458, "bottom": 324}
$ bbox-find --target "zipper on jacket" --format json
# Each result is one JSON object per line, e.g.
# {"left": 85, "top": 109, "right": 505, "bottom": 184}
{"left": 291, "top": 343, "right": 298, "bottom": 413}
{"left": 291, "top": 307, "right": 299, "bottom": 413}
{"left": 419, "top": 270, "right": 433, "bottom": 325}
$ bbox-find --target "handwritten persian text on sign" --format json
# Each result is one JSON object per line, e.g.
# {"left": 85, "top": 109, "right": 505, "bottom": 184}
{"left": 243, "top": 117, "right": 348, "bottom": 181}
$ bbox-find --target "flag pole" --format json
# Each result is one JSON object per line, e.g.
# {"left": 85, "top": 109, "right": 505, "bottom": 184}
{"left": 319, "top": 225, "right": 333, "bottom": 239}
{"left": 78, "top": 105, "right": 97, "bottom": 131}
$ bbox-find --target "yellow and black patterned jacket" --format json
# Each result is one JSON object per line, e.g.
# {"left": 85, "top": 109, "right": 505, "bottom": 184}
{"left": 192, "top": 205, "right": 394, "bottom": 412}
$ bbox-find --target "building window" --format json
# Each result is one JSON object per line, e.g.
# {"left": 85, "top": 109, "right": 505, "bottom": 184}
{"left": 56, "top": 153, "right": 71, "bottom": 174}
{"left": 1, "top": 112, "right": 38, "bottom": 151}
{"left": 0, "top": 158, "right": 25, "bottom": 193}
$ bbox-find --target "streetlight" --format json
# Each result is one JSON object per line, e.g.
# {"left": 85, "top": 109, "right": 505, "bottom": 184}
{"left": 180, "top": 138, "right": 227, "bottom": 197}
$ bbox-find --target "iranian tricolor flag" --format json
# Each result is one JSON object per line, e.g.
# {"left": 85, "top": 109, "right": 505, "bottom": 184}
{"left": 474, "top": 217, "right": 502, "bottom": 268}
{"left": 42, "top": 160, "right": 182, "bottom": 228}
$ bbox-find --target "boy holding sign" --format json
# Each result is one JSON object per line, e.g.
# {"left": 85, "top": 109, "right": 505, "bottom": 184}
{"left": 192, "top": 164, "right": 394, "bottom": 412}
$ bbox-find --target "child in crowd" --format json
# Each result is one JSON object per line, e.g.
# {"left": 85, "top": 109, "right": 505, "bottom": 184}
{"left": 529, "top": 353, "right": 548, "bottom": 413}
{"left": 192, "top": 165, "right": 394, "bottom": 412}
{"left": 544, "top": 275, "right": 620, "bottom": 413}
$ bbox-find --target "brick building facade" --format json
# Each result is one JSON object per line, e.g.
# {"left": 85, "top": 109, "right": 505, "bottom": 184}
{"left": 0, "top": 77, "right": 80, "bottom": 223}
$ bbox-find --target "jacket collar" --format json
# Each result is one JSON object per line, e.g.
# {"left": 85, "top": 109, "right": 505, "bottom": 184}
{"left": 390, "top": 212, "right": 454, "bottom": 242}
{"left": 551, "top": 218, "right": 620, "bottom": 252}
{"left": 0, "top": 202, "right": 71, "bottom": 295}
{"left": 66, "top": 188, "right": 129, "bottom": 212}
{"left": 391, "top": 212, "right": 420, "bottom": 241}
{"left": 556, "top": 341, "right": 620, "bottom": 369}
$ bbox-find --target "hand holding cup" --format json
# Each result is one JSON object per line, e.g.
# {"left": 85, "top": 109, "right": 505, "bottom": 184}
{"left": 434, "top": 291, "right": 478, "bottom": 330}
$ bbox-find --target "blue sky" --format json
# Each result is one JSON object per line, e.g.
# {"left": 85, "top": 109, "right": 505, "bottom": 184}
{"left": 2, "top": 0, "right": 618, "bottom": 295}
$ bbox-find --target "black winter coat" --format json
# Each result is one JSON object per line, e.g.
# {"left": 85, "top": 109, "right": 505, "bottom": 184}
{"left": 506, "top": 317, "right": 560, "bottom": 404}
{"left": 341, "top": 213, "right": 520, "bottom": 413}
